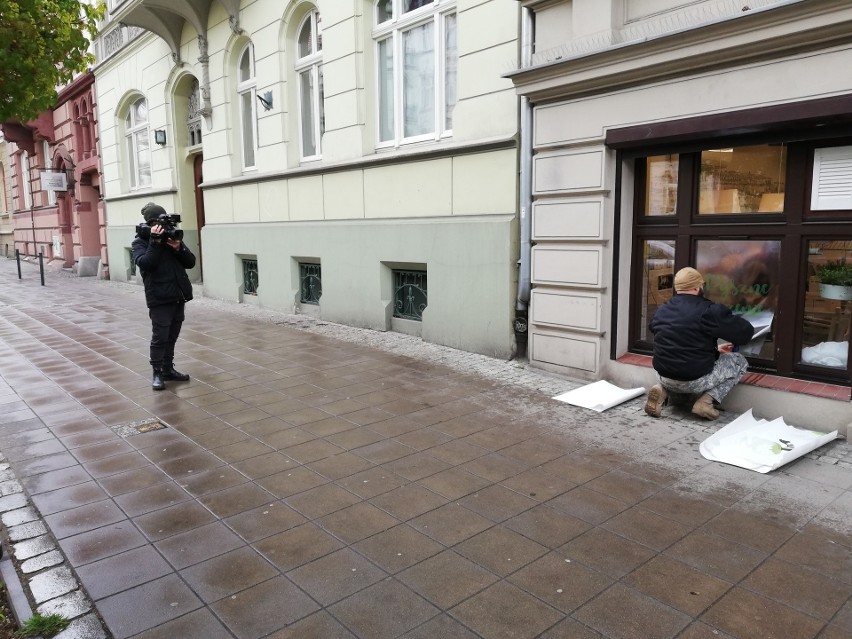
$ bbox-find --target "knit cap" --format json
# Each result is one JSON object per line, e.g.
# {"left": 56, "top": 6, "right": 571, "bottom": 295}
{"left": 141, "top": 202, "right": 167, "bottom": 222}
{"left": 674, "top": 267, "right": 704, "bottom": 292}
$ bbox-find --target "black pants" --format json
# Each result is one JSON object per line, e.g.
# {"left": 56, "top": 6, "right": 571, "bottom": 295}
{"left": 149, "top": 302, "right": 185, "bottom": 369}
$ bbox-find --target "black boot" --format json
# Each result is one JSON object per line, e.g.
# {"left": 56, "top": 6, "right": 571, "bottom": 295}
{"left": 152, "top": 369, "right": 166, "bottom": 391}
{"left": 161, "top": 366, "right": 190, "bottom": 382}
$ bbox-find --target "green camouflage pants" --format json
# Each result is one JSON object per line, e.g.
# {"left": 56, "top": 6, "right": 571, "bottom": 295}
{"left": 659, "top": 353, "right": 748, "bottom": 403}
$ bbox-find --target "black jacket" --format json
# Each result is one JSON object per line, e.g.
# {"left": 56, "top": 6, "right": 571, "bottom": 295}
{"left": 649, "top": 293, "right": 754, "bottom": 381}
{"left": 131, "top": 230, "right": 196, "bottom": 308}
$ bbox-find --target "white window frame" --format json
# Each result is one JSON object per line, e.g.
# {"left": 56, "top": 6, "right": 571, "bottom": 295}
{"left": 373, "top": 0, "right": 457, "bottom": 149}
{"left": 43, "top": 141, "right": 57, "bottom": 206}
{"left": 237, "top": 43, "right": 258, "bottom": 171}
{"left": 21, "top": 152, "right": 32, "bottom": 210}
{"left": 124, "top": 97, "right": 151, "bottom": 190}
{"left": 296, "top": 9, "right": 324, "bottom": 161}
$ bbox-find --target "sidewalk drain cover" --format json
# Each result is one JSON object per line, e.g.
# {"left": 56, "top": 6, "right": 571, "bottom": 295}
{"left": 110, "top": 418, "right": 168, "bottom": 438}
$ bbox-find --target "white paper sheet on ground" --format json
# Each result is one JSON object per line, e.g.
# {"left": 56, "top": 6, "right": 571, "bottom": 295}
{"left": 699, "top": 409, "right": 838, "bottom": 473}
{"left": 553, "top": 380, "right": 646, "bottom": 413}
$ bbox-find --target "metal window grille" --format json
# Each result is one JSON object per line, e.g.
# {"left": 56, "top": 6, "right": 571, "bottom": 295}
{"left": 242, "top": 259, "right": 259, "bottom": 295}
{"left": 393, "top": 269, "right": 427, "bottom": 321}
{"left": 299, "top": 263, "right": 322, "bottom": 304}
{"left": 128, "top": 248, "right": 136, "bottom": 276}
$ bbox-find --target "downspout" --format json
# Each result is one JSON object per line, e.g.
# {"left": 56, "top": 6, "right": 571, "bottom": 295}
{"left": 514, "top": 6, "right": 534, "bottom": 358}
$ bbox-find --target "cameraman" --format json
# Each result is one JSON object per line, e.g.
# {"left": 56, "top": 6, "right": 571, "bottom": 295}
{"left": 132, "top": 202, "right": 196, "bottom": 391}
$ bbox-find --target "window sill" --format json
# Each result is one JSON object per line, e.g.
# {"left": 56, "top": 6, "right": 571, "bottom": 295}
{"left": 617, "top": 353, "right": 851, "bottom": 401}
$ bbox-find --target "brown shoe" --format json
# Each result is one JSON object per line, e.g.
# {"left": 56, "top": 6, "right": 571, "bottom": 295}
{"left": 644, "top": 384, "right": 667, "bottom": 418}
{"left": 691, "top": 393, "right": 719, "bottom": 420}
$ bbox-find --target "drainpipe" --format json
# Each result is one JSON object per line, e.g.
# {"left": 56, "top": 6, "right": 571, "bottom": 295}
{"left": 514, "top": 7, "right": 534, "bottom": 358}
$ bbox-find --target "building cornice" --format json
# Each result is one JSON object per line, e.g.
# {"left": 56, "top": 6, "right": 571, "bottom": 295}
{"left": 506, "top": 0, "right": 852, "bottom": 103}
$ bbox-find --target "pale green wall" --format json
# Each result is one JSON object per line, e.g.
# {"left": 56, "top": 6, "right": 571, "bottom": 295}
{"left": 200, "top": 214, "right": 516, "bottom": 358}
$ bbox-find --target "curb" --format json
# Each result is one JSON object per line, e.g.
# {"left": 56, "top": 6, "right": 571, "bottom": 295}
{"left": 0, "top": 467, "right": 109, "bottom": 639}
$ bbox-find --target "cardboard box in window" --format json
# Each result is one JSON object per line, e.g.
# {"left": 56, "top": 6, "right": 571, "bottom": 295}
{"left": 758, "top": 193, "right": 784, "bottom": 212}
{"left": 700, "top": 189, "right": 741, "bottom": 214}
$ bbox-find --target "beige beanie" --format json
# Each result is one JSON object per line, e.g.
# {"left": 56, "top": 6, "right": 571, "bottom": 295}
{"left": 674, "top": 267, "right": 704, "bottom": 292}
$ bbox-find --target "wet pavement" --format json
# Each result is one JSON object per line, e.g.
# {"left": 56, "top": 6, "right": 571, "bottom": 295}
{"left": 0, "top": 257, "right": 851, "bottom": 639}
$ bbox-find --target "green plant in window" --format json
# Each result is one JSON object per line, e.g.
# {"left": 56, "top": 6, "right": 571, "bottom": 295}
{"left": 815, "top": 260, "right": 852, "bottom": 287}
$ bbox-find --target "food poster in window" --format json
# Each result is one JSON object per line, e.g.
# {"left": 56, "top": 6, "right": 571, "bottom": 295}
{"left": 697, "top": 239, "right": 781, "bottom": 358}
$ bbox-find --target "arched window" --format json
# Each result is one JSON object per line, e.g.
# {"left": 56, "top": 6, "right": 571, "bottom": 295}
{"left": 187, "top": 78, "right": 203, "bottom": 147}
{"left": 237, "top": 43, "right": 257, "bottom": 170}
{"left": 296, "top": 9, "right": 324, "bottom": 160}
{"left": 374, "top": 0, "right": 457, "bottom": 146}
{"left": 73, "top": 103, "right": 83, "bottom": 161}
{"left": 124, "top": 97, "right": 151, "bottom": 188}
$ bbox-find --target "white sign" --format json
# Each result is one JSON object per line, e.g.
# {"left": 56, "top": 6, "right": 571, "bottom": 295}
{"left": 40, "top": 171, "right": 67, "bottom": 192}
{"left": 52, "top": 236, "right": 61, "bottom": 257}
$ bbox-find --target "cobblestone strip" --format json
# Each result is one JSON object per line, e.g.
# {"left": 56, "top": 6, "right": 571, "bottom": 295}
{"left": 0, "top": 464, "right": 108, "bottom": 638}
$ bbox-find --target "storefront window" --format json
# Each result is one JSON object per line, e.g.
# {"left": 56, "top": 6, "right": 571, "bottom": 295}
{"left": 802, "top": 240, "right": 852, "bottom": 369}
{"left": 639, "top": 239, "right": 675, "bottom": 341}
{"left": 644, "top": 154, "right": 678, "bottom": 216}
{"left": 699, "top": 145, "right": 786, "bottom": 215}
{"left": 697, "top": 239, "right": 781, "bottom": 360}
{"left": 629, "top": 138, "right": 852, "bottom": 383}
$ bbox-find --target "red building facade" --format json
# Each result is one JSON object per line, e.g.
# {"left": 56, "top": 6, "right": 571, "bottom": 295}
{"left": 2, "top": 72, "right": 107, "bottom": 277}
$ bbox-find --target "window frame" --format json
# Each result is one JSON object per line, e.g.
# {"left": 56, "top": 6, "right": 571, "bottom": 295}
{"left": 295, "top": 9, "right": 324, "bottom": 161}
{"left": 124, "top": 97, "right": 152, "bottom": 190}
{"left": 43, "top": 141, "right": 57, "bottom": 206}
{"left": 627, "top": 136, "right": 852, "bottom": 385}
{"left": 372, "top": 0, "right": 457, "bottom": 149}
{"left": 20, "top": 151, "right": 32, "bottom": 210}
{"left": 237, "top": 42, "right": 258, "bottom": 171}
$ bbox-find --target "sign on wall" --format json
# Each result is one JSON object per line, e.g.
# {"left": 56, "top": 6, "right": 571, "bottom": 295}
{"left": 40, "top": 171, "right": 67, "bottom": 192}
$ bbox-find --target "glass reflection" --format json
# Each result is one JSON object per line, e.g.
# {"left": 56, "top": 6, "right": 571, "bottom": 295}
{"left": 644, "top": 154, "right": 678, "bottom": 217}
{"left": 699, "top": 144, "right": 786, "bottom": 215}
{"left": 802, "top": 240, "right": 852, "bottom": 369}
{"left": 640, "top": 239, "right": 675, "bottom": 341}
{"left": 697, "top": 239, "right": 781, "bottom": 360}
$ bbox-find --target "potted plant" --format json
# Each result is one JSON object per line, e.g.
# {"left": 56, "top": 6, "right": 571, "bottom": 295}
{"left": 815, "top": 260, "right": 852, "bottom": 301}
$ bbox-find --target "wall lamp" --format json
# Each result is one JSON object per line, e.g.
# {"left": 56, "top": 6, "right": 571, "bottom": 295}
{"left": 256, "top": 91, "right": 273, "bottom": 111}
{"left": 154, "top": 129, "right": 167, "bottom": 146}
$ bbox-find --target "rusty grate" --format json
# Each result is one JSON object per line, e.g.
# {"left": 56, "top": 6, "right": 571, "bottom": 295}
{"left": 110, "top": 418, "right": 167, "bottom": 438}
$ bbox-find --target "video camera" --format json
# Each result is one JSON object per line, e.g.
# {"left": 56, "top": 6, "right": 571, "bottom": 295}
{"left": 136, "top": 213, "right": 184, "bottom": 241}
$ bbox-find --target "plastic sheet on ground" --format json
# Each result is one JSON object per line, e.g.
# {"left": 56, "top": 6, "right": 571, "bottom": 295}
{"left": 699, "top": 409, "right": 838, "bottom": 473}
{"left": 552, "top": 380, "right": 646, "bottom": 413}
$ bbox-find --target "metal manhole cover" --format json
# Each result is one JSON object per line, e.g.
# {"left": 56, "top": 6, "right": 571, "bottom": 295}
{"left": 110, "top": 418, "right": 168, "bottom": 438}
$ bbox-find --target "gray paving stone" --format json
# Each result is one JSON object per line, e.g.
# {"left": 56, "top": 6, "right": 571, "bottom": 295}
{"left": 0, "top": 493, "right": 28, "bottom": 513}
{"left": 8, "top": 519, "right": 48, "bottom": 541}
{"left": 52, "top": 613, "right": 108, "bottom": 639}
{"left": 0, "top": 479, "right": 22, "bottom": 497}
{"left": 21, "top": 549, "right": 64, "bottom": 574}
{"left": 13, "top": 534, "right": 56, "bottom": 561}
{"left": 37, "top": 588, "right": 93, "bottom": 618}
{"left": 29, "top": 565, "right": 78, "bottom": 603}
{"left": 2, "top": 506, "right": 40, "bottom": 528}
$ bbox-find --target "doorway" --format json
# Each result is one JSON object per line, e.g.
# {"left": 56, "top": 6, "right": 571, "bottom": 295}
{"left": 193, "top": 154, "right": 205, "bottom": 280}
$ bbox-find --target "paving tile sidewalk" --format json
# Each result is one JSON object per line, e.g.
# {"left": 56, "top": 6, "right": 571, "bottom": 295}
{"left": 0, "top": 258, "right": 850, "bottom": 639}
